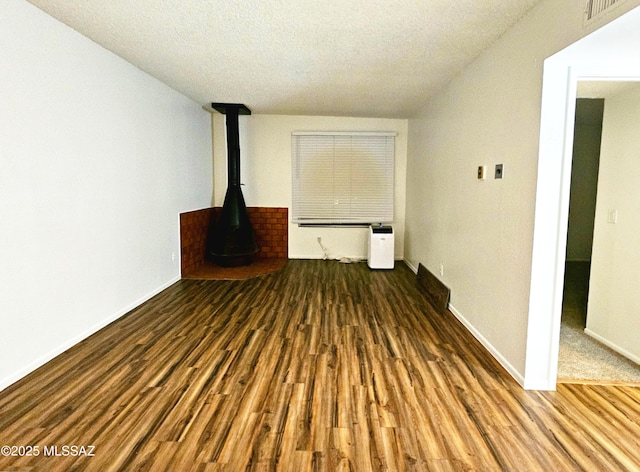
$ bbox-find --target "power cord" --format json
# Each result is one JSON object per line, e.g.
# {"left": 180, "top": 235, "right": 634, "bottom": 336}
{"left": 317, "top": 237, "right": 364, "bottom": 263}
{"left": 317, "top": 237, "right": 329, "bottom": 260}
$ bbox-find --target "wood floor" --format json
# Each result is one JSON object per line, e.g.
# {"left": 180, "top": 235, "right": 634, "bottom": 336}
{"left": 1, "top": 260, "right": 639, "bottom": 471}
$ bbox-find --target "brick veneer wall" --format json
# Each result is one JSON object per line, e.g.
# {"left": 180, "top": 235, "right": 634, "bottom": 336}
{"left": 180, "top": 207, "right": 215, "bottom": 276}
{"left": 247, "top": 207, "right": 288, "bottom": 259}
{"left": 180, "top": 207, "right": 288, "bottom": 275}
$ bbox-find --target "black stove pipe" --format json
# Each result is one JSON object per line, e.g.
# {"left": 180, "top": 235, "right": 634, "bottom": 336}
{"left": 206, "top": 103, "right": 259, "bottom": 267}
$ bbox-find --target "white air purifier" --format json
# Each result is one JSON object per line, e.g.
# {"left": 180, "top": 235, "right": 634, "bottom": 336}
{"left": 368, "top": 225, "right": 394, "bottom": 269}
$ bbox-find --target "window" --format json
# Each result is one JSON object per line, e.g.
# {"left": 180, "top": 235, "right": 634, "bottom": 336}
{"left": 292, "top": 131, "right": 395, "bottom": 225}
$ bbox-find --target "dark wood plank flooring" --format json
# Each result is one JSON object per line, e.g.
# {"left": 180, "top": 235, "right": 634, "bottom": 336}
{"left": 1, "top": 260, "right": 639, "bottom": 471}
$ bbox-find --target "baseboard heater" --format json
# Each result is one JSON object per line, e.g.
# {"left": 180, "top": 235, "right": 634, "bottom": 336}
{"left": 416, "top": 263, "right": 451, "bottom": 313}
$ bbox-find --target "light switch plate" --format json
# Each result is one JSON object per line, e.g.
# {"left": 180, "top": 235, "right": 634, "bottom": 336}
{"left": 495, "top": 164, "right": 503, "bottom": 179}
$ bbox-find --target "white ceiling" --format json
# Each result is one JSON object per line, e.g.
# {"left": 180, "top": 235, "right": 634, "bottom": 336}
{"left": 27, "top": 0, "right": 543, "bottom": 118}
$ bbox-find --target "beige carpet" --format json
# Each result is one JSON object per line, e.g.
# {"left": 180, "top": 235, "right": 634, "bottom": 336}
{"left": 557, "top": 262, "right": 640, "bottom": 385}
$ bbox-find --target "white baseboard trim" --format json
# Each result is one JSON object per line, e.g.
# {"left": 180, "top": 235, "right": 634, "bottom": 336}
{"left": 403, "top": 259, "right": 418, "bottom": 274}
{"left": 0, "top": 276, "right": 181, "bottom": 393}
{"left": 448, "top": 303, "right": 525, "bottom": 387}
{"left": 585, "top": 328, "right": 640, "bottom": 365}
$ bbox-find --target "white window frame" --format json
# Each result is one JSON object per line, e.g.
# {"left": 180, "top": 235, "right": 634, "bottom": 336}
{"left": 292, "top": 131, "right": 395, "bottom": 225}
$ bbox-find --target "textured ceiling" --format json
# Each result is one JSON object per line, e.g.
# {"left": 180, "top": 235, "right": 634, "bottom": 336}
{"left": 27, "top": 0, "right": 543, "bottom": 118}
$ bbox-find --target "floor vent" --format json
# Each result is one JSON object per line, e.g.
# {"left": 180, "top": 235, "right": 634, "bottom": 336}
{"left": 584, "top": 0, "right": 625, "bottom": 23}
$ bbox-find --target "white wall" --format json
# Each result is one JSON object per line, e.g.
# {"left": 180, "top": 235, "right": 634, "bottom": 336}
{"left": 0, "top": 0, "right": 213, "bottom": 390}
{"left": 212, "top": 113, "right": 407, "bottom": 260}
{"left": 405, "top": 0, "right": 640, "bottom": 387}
{"left": 585, "top": 84, "right": 640, "bottom": 364}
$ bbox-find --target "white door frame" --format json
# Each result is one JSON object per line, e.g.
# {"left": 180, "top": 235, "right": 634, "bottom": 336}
{"left": 525, "top": 42, "right": 640, "bottom": 390}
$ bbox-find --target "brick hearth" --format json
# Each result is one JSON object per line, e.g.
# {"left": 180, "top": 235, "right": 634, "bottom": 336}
{"left": 179, "top": 207, "right": 288, "bottom": 279}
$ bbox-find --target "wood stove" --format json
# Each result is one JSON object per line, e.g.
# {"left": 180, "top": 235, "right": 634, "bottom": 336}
{"left": 206, "top": 103, "right": 259, "bottom": 267}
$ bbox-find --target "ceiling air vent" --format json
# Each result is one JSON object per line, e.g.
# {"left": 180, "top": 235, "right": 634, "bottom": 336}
{"left": 584, "top": 0, "right": 624, "bottom": 23}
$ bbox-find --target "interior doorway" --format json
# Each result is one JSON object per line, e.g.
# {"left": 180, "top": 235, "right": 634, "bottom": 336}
{"left": 525, "top": 3, "right": 640, "bottom": 389}
{"left": 557, "top": 84, "right": 640, "bottom": 384}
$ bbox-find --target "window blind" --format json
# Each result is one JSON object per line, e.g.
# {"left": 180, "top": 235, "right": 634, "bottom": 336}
{"left": 292, "top": 131, "right": 395, "bottom": 224}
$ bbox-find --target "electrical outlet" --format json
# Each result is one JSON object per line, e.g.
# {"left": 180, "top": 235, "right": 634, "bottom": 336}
{"left": 439, "top": 263, "right": 444, "bottom": 277}
{"left": 477, "top": 166, "right": 486, "bottom": 180}
{"left": 171, "top": 252, "right": 176, "bottom": 262}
